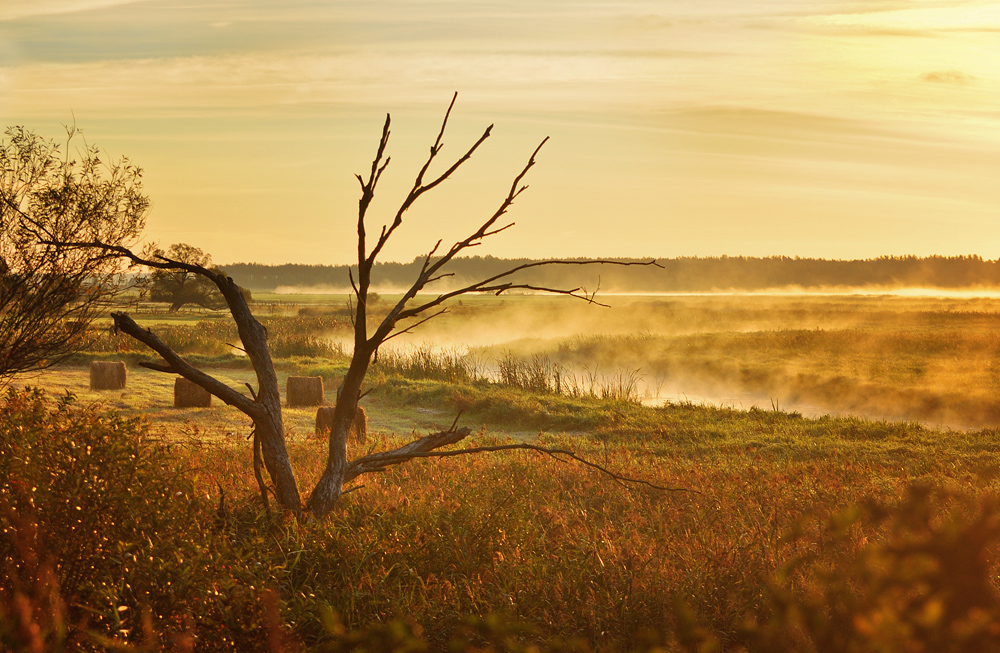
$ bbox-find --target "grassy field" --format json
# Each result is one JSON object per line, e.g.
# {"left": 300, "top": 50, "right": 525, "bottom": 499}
{"left": 49, "top": 289, "right": 1000, "bottom": 431}
{"left": 231, "top": 291, "right": 1000, "bottom": 428}
{"left": 8, "top": 291, "right": 1000, "bottom": 650}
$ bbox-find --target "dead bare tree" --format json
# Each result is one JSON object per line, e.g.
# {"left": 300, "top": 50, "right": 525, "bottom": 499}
{"left": 61, "top": 95, "right": 668, "bottom": 517}
{"left": 303, "top": 96, "right": 666, "bottom": 515}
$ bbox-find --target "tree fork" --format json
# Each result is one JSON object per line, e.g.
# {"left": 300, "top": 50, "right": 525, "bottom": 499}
{"left": 109, "top": 273, "right": 302, "bottom": 513}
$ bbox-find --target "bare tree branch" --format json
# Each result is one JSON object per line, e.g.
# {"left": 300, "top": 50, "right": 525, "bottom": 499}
{"left": 367, "top": 137, "right": 550, "bottom": 345}
{"left": 379, "top": 308, "right": 448, "bottom": 344}
{"left": 356, "top": 114, "right": 392, "bottom": 273}
{"left": 342, "top": 425, "right": 693, "bottom": 494}
{"left": 364, "top": 94, "right": 492, "bottom": 268}
{"left": 423, "top": 272, "right": 455, "bottom": 285}
{"left": 480, "top": 221, "right": 516, "bottom": 239}
{"left": 93, "top": 241, "right": 221, "bottom": 278}
{"left": 387, "top": 444, "right": 697, "bottom": 493}
{"left": 348, "top": 267, "right": 359, "bottom": 299}
{"left": 252, "top": 429, "right": 272, "bottom": 518}
{"left": 111, "top": 311, "right": 263, "bottom": 417}
{"left": 395, "top": 259, "right": 662, "bottom": 322}
{"left": 138, "top": 361, "right": 177, "bottom": 374}
{"left": 344, "top": 426, "right": 474, "bottom": 482}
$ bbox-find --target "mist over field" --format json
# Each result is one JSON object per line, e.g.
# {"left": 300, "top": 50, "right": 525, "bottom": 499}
{"left": 282, "top": 290, "right": 1000, "bottom": 431}
{"left": 226, "top": 255, "right": 1000, "bottom": 430}
{"left": 225, "top": 254, "right": 1000, "bottom": 296}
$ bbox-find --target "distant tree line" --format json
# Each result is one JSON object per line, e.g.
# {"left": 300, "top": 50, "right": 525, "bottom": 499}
{"left": 222, "top": 255, "right": 1000, "bottom": 293}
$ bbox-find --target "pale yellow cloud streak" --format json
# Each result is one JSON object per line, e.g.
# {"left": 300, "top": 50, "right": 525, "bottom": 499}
{"left": 1, "top": 0, "right": 999, "bottom": 264}
{"left": 0, "top": 0, "right": 149, "bottom": 22}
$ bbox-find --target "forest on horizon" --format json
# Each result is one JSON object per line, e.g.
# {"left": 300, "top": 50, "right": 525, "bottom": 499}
{"left": 222, "top": 254, "right": 1000, "bottom": 293}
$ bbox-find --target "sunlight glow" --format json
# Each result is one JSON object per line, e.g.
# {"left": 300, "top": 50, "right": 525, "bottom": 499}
{"left": 2, "top": 0, "right": 999, "bottom": 264}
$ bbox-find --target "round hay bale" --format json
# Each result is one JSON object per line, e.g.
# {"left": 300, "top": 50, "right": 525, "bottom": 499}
{"left": 287, "top": 376, "right": 324, "bottom": 407}
{"left": 89, "top": 361, "right": 127, "bottom": 390}
{"left": 174, "top": 377, "right": 212, "bottom": 408}
{"left": 315, "top": 405, "right": 368, "bottom": 443}
{"left": 353, "top": 406, "right": 368, "bottom": 443}
{"left": 315, "top": 406, "right": 336, "bottom": 438}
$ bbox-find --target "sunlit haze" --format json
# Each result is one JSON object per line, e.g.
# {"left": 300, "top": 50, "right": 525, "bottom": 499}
{"left": 2, "top": 0, "right": 998, "bottom": 265}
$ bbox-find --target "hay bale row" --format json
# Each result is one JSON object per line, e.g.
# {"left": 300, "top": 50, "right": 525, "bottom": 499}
{"left": 89, "top": 361, "right": 127, "bottom": 390}
{"left": 174, "top": 377, "right": 212, "bottom": 408}
{"left": 315, "top": 405, "right": 368, "bottom": 443}
{"left": 287, "top": 376, "right": 324, "bottom": 407}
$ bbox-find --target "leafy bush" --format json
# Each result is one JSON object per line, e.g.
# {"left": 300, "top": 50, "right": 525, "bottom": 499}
{"left": 745, "top": 486, "right": 1000, "bottom": 652}
{"left": 0, "top": 389, "right": 183, "bottom": 598}
{"left": 674, "top": 485, "right": 1000, "bottom": 652}
{"left": 0, "top": 389, "right": 264, "bottom": 649}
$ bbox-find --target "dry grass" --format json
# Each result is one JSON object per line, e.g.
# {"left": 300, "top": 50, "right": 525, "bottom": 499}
{"left": 9, "top": 293, "right": 1000, "bottom": 649}
{"left": 6, "top": 375, "right": 1000, "bottom": 650}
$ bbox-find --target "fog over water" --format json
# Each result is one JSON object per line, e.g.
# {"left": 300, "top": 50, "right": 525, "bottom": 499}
{"left": 311, "top": 289, "right": 1000, "bottom": 431}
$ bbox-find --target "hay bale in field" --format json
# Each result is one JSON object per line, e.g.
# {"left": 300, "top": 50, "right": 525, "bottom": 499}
{"left": 287, "top": 376, "right": 324, "bottom": 407}
{"left": 315, "top": 405, "right": 368, "bottom": 443}
{"left": 353, "top": 406, "right": 368, "bottom": 443}
{"left": 89, "top": 361, "right": 127, "bottom": 390}
{"left": 315, "top": 406, "right": 336, "bottom": 438}
{"left": 174, "top": 377, "right": 212, "bottom": 408}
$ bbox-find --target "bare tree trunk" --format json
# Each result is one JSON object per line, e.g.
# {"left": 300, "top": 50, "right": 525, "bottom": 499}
{"left": 110, "top": 269, "right": 303, "bottom": 513}
{"left": 253, "top": 413, "right": 300, "bottom": 511}
{"left": 306, "top": 346, "right": 372, "bottom": 515}
{"left": 222, "top": 275, "right": 301, "bottom": 511}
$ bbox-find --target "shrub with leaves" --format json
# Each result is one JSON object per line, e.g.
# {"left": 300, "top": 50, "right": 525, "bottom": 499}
{"left": 0, "top": 388, "right": 259, "bottom": 648}
{"left": 676, "top": 484, "right": 1000, "bottom": 652}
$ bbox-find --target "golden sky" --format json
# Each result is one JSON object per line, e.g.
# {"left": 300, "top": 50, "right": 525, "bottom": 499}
{"left": 1, "top": 0, "right": 998, "bottom": 264}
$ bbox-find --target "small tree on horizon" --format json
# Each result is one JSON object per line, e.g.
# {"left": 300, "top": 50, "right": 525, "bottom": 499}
{"left": 59, "top": 95, "right": 664, "bottom": 517}
{"left": 143, "top": 242, "right": 251, "bottom": 312}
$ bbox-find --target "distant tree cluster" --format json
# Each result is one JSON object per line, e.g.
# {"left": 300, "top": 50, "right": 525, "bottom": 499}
{"left": 143, "top": 243, "right": 252, "bottom": 311}
{"left": 223, "top": 254, "right": 1000, "bottom": 293}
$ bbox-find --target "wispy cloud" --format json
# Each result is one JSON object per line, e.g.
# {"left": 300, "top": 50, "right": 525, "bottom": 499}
{"left": 922, "top": 70, "right": 976, "bottom": 84}
{"left": 805, "top": 2, "right": 1000, "bottom": 33}
{"left": 3, "top": 0, "right": 1000, "bottom": 263}
{"left": 3, "top": 46, "right": 752, "bottom": 119}
{"left": 0, "top": 0, "right": 150, "bottom": 22}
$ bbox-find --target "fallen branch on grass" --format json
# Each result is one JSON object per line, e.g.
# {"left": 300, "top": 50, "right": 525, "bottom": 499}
{"left": 385, "top": 443, "right": 696, "bottom": 493}
{"left": 341, "top": 420, "right": 695, "bottom": 494}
